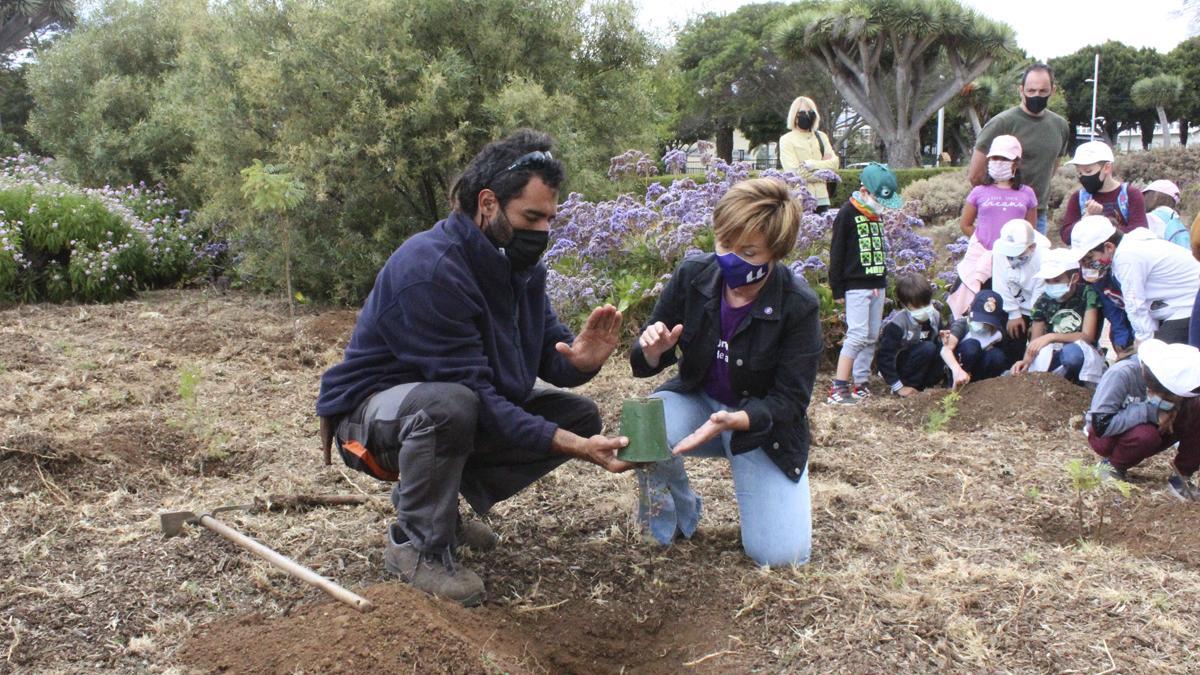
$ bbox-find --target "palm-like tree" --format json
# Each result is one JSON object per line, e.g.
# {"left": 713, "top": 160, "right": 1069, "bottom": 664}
{"left": 774, "top": 0, "right": 1014, "bottom": 167}
{"left": 1131, "top": 74, "right": 1183, "bottom": 148}
{"left": 1, "top": 0, "right": 74, "bottom": 56}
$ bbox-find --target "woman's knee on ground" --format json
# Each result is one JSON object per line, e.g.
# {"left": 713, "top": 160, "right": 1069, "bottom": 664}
{"left": 742, "top": 532, "right": 811, "bottom": 568}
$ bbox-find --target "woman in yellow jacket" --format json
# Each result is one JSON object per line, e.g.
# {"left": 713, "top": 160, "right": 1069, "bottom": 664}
{"left": 779, "top": 96, "right": 840, "bottom": 213}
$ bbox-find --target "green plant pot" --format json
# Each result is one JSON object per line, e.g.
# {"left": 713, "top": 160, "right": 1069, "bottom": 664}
{"left": 617, "top": 398, "right": 672, "bottom": 463}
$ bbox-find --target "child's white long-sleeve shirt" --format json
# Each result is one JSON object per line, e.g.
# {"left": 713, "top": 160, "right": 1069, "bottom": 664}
{"left": 991, "top": 231, "right": 1051, "bottom": 320}
{"left": 1113, "top": 228, "right": 1200, "bottom": 342}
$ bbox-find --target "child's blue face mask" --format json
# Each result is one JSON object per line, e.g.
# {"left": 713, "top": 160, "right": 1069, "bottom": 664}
{"left": 1043, "top": 282, "right": 1071, "bottom": 300}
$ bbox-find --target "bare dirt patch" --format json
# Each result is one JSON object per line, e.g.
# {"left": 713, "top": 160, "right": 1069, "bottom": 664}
{"left": 3, "top": 290, "right": 1200, "bottom": 673}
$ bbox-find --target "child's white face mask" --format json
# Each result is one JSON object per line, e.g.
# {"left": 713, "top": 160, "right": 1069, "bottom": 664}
{"left": 908, "top": 305, "right": 935, "bottom": 323}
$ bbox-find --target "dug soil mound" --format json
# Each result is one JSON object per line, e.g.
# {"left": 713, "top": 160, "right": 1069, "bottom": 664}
{"left": 867, "top": 372, "right": 1091, "bottom": 432}
{"left": 181, "top": 570, "right": 742, "bottom": 674}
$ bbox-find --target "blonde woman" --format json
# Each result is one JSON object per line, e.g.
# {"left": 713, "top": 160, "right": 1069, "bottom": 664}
{"left": 629, "top": 177, "right": 821, "bottom": 566}
{"left": 779, "top": 96, "right": 840, "bottom": 212}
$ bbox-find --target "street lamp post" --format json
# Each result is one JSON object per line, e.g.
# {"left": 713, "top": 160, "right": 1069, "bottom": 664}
{"left": 1087, "top": 53, "right": 1100, "bottom": 141}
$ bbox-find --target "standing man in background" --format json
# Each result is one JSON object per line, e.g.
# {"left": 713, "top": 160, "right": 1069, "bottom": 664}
{"left": 969, "top": 63, "right": 1071, "bottom": 236}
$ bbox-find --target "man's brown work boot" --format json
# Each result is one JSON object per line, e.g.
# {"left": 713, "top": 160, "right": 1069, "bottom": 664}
{"left": 456, "top": 516, "right": 499, "bottom": 552}
{"left": 383, "top": 524, "right": 485, "bottom": 607}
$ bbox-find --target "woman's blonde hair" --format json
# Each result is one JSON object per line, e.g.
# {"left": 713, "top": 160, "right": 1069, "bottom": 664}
{"left": 712, "top": 178, "right": 801, "bottom": 260}
{"left": 786, "top": 96, "right": 821, "bottom": 132}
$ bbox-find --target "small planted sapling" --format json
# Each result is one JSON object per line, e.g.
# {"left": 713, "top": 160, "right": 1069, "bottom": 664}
{"left": 240, "top": 160, "right": 306, "bottom": 319}
{"left": 924, "top": 391, "right": 961, "bottom": 433}
{"left": 1065, "top": 458, "right": 1136, "bottom": 540}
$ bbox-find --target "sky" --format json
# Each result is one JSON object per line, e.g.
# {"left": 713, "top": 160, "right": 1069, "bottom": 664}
{"left": 633, "top": 0, "right": 1194, "bottom": 60}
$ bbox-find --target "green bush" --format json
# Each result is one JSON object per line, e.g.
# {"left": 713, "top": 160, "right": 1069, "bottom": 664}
{"left": 901, "top": 169, "right": 970, "bottom": 225}
{"left": 27, "top": 0, "right": 664, "bottom": 305}
{"left": 25, "top": 0, "right": 193, "bottom": 199}
{"left": 0, "top": 154, "right": 196, "bottom": 303}
{"left": 1113, "top": 145, "right": 1200, "bottom": 223}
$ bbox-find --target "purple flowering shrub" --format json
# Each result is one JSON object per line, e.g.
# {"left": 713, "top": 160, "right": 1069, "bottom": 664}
{"left": 0, "top": 153, "right": 198, "bottom": 302}
{"left": 607, "top": 150, "right": 658, "bottom": 181}
{"left": 546, "top": 149, "right": 941, "bottom": 334}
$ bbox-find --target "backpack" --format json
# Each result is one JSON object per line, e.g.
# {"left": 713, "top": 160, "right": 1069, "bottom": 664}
{"left": 1078, "top": 183, "right": 1129, "bottom": 226}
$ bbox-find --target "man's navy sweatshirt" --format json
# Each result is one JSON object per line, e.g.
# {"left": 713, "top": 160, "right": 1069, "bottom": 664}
{"left": 315, "top": 212, "right": 594, "bottom": 455}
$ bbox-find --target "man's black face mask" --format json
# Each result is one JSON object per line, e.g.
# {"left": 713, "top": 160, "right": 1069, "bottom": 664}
{"left": 485, "top": 209, "right": 549, "bottom": 272}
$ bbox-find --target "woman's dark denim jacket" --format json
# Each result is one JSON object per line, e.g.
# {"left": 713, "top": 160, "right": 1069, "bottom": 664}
{"left": 630, "top": 254, "right": 823, "bottom": 481}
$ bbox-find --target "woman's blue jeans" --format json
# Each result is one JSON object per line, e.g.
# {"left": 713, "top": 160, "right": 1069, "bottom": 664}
{"left": 635, "top": 390, "right": 812, "bottom": 566}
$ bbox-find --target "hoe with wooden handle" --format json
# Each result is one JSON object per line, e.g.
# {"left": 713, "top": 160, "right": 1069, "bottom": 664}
{"left": 160, "top": 507, "right": 374, "bottom": 612}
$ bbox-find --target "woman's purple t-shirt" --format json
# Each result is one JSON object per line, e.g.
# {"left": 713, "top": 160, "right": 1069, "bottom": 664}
{"left": 966, "top": 184, "right": 1038, "bottom": 249}
{"left": 702, "top": 297, "right": 755, "bottom": 406}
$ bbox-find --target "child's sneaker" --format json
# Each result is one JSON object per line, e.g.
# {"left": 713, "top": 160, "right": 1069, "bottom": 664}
{"left": 826, "top": 384, "right": 858, "bottom": 406}
{"left": 1167, "top": 474, "right": 1198, "bottom": 502}
{"left": 1097, "top": 459, "right": 1128, "bottom": 482}
{"left": 851, "top": 383, "right": 872, "bottom": 401}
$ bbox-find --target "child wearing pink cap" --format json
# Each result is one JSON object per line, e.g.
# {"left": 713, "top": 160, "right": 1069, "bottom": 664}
{"left": 948, "top": 135, "right": 1039, "bottom": 318}
{"left": 1142, "top": 180, "right": 1190, "bottom": 249}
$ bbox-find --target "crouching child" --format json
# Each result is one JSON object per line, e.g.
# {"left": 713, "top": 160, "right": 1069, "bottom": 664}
{"left": 1010, "top": 248, "right": 1105, "bottom": 385}
{"left": 876, "top": 272, "right": 944, "bottom": 397}
{"left": 939, "top": 290, "right": 1014, "bottom": 388}
{"left": 1086, "top": 339, "right": 1200, "bottom": 501}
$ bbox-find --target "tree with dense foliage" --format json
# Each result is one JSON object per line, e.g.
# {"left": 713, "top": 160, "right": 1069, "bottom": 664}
{"left": 25, "top": 0, "right": 193, "bottom": 193}
{"left": 1050, "top": 41, "right": 1163, "bottom": 146}
{"left": 1131, "top": 74, "right": 1182, "bottom": 148}
{"left": 27, "top": 0, "right": 662, "bottom": 304}
{"left": 672, "top": 2, "right": 845, "bottom": 163}
{"left": 0, "top": 0, "right": 73, "bottom": 55}
{"left": 1168, "top": 37, "right": 1200, "bottom": 145}
{"left": 774, "top": 0, "right": 1015, "bottom": 167}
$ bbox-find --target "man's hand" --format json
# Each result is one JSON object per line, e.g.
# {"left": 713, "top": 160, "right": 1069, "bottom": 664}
{"left": 897, "top": 386, "right": 919, "bottom": 398}
{"left": 553, "top": 429, "right": 633, "bottom": 473}
{"left": 638, "top": 321, "right": 684, "bottom": 369}
{"left": 672, "top": 410, "right": 750, "bottom": 456}
{"left": 950, "top": 367, "right": 971, "bottom": 390}
{"left": 1006, "top": 317, "right": 1026, "bottom": 339}
{"left": 556, "top": 304, "right": 622, "bottom": 373}
{"left": 1085, "top": 199, "right": 1104, "bottom": 216}
{"left": 940, "top": 330, "right": 958, "bottom": 351}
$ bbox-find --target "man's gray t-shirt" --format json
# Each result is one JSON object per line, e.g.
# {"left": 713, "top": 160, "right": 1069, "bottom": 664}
{"left": 975, "top": 106, "right": 1071, "bottom": 214}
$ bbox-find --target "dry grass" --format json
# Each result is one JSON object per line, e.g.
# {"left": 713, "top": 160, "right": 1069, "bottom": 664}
{"left": 2, "top": 289, "right": 1199, "bottom": 673}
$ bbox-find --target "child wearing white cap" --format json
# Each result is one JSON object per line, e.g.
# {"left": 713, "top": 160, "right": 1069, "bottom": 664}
{"left": 948, "top": 135, "right": 1038, "bottom": 319}
{"left": 990, "top": 218, "right": 1051, "bottom": 364}
{"left": 1010, "top": 248, "right": 1104, "bottom": 384}
{"left": 1086, "top": 339, "right": 1200, "bottom": 500}
{"left": 1142, "top": 180, "right": 1190, "bottom": 249}
{"left": 1059, "top": 141, "right": 1148, "bottom": 246}
{"left": 1070, "top": 214, "right": 1200, "bottom": 345}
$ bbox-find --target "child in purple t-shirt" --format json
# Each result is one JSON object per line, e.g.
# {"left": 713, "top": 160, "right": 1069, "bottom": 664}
{"left": 948, "top": 135, "right": 1039, "bottom": 318}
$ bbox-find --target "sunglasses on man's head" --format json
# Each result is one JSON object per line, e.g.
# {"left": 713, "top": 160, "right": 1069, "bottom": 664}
{"left": 487, "top": 151, "right": 554, "bottom": 187}
{"left": 504, "top": 151, "right": 553, "bottom": 173}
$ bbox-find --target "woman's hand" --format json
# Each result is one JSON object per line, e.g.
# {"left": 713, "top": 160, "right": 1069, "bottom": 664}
{"left": 1010, "top": 358, "right": 1031, "bottom": 375}
{"left": 638, "top": 321, "right": 684, "bottom": 369}
{"left": 672, "top": 410, "right": 750, "bottom": 456}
